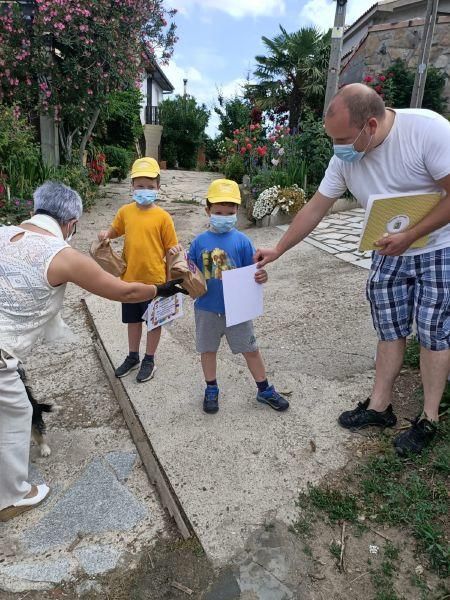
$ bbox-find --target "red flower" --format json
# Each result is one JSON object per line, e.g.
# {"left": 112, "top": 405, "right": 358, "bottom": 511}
{"left": 363, "top": 75, "right": 373, "bottom": 83}
{"left": 375, "top": 85, "right": 382, "bottom": 93}
{"left": 240, "top": 147, "right": 246, "bottom": 154}
{"left": 379, "top": 75, "right": 386, "bottom": 82}
{"left": 246, "top": 143, "right": 252, "bottom": 150}
{"left": 256, "top": 145, "right": 267, "bottom": 157}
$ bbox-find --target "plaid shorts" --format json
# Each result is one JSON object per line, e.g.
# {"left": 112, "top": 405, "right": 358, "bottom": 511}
{"left": 366, "top": 248, "right": 450, "bottom": 350}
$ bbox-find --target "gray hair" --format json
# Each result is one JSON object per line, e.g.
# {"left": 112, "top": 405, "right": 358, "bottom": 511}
{"left": 33, "top": 181, "right": 83, "bottom": 223}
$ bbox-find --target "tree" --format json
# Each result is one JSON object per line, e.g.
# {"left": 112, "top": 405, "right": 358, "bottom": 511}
{"left": 214, "top": 94, "right": 252, "bottom": 140}
{"left": 96, "top": 89, "right": 143, "bottom": 150}
{"left": 0, "top": 0, "right": 177, "bottom": 163}
{"left": 159, "top": 95, "right": 209, "bottom": 169}
{"left": 246, "top": 26, "right": 331, "bottom": 130}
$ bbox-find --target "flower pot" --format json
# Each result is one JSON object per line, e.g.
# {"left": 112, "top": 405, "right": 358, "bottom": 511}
{"left": 255, "top": 211, "right": 292, "bottom": 228}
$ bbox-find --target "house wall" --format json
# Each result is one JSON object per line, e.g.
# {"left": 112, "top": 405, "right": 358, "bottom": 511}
{"left": 340, "top": 16, "right": 450, "bottom": 112}
{"left": 342, "top": 0, "right": 450, "bottom": 57}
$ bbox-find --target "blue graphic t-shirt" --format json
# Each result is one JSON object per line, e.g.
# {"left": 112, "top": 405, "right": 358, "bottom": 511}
{"left": 188, "top": 228, "right": 255, "bottom": 314}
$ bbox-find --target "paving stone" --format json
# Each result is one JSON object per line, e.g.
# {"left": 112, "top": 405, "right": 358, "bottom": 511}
{"left": 303, "top": 238, "right": 339, "bottom": 254}
{"left": 204, "top": 569, "right": 241, "bottom": 600}
{"left": 24, "top": 458, "right": 147, "bottom": 553}
{"left": 335, "top": 252, "right": 359, "bottom": 263}
{"left": 105, "top": 451, "right": 137, "bottom": 482}
{"left": 342, "top": 235, "right": 361, "bottom": 243}
{"left": 74, "top": 544, "right": 121, "bottom": 575}
{"left": 0, "top": 559, "right": 71, "bottom": 584}
{"left": 314, "top": 232, "right": 347, "bottom": 240}
{"left": 354, "top": 258, "right": 372, "bottom": 270}
{"left": 238, "top": 560, "right": 293, "bottom": 600}
{"left": 76, "top": 580, "right": 104, "bottom": 596}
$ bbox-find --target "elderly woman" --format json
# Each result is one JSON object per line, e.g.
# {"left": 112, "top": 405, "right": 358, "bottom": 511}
{"left": 0, "top": 181, "right": 184, "bottom": 521}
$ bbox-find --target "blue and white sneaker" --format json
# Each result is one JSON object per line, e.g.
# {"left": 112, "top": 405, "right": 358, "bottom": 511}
{"left": 203, "top": 385, "right": 219, "bottom": 414}
{"left": 257, "top": 385, "right": 289, "bottom": 411}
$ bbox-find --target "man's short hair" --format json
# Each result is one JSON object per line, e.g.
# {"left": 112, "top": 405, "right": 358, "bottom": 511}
{"left": 328, "top": 86, "right": 386, "bottom": 128}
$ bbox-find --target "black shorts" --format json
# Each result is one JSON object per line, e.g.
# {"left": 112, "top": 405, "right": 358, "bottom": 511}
{"left": 121, "top": 301, "right": 151, "bottom": 323}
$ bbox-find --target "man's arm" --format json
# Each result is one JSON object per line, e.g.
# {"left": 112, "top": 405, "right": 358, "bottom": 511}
{"left": 376, "top": 174, "right": 450, "bottom": 256}
{"left": 254, "top": 191, "right": 337, "bottom": 267}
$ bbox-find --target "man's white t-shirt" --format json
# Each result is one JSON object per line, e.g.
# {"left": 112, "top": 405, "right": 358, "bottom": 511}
{"left": 318, "top": 108, "right": 450, "bottom": 256}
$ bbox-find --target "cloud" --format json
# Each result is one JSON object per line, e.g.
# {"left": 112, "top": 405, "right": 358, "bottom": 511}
{"left": 300, "top": 0, "right": 377, "bottom": 30}
{"left": 172, "top": 0, "right": 286, "bottom": 19}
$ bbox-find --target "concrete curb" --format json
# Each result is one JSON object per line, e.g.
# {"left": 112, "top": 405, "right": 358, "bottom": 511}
{"left": 81, "top": 298, "right": 193, "bottom": 541}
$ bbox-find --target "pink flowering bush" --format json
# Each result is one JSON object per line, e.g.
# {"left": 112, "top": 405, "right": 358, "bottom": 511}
{"left": 0, "top": 0, "right": 177, "bottom": 162}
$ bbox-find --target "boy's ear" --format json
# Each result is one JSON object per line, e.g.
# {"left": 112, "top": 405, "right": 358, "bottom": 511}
{"left": 205, "top": 206, "right": 211, "bottom": 216}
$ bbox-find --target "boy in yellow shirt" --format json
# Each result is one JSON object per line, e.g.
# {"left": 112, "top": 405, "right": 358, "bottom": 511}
{"left": 99, "top": 157, "right": 181, "bottom": 382}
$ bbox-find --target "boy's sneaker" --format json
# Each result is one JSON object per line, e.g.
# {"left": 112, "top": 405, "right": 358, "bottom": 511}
{"left": 203, "top": 385, "right": 219, "bottom": 414}
{"left": 115, "top": 355, "right": 140, "bottom": 378}
{"left": 338, "top": 398, "right": 397, "bottom": 430}
{"left": 394, "top": 416, "right": 437, "bottom": 457}
{"left": 136, "top": 359, "right": 156, "bottom": 383}
{"left": 257, "top": 386, "right": 289, "bottom": 411}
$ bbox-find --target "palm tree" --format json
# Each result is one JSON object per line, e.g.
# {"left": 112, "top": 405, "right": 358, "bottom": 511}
{"left": 246, "top": 26, "right": 331, "bottom": 130}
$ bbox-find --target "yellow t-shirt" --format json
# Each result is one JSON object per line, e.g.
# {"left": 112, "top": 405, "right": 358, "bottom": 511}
{"left": 111, "top": 203, "right": 178, "bottom": 284}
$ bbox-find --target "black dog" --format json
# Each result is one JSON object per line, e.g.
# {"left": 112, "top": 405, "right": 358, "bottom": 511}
{"left": 17, "top": 366, "right": 53, "bottom": 457}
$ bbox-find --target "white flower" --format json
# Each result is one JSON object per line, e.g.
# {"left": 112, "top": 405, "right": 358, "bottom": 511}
{"left": 271, "top": 158, "right": 279, "bottom": 166}
{"left": 278, "top": 147, "right": 285, "bottom": 156}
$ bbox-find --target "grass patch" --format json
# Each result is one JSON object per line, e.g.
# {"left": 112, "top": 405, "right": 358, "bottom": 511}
{"left": 329, "top": 540, "right": 341, "bottom": 561}
{"left": 308, "top": 486, "right": 358, "bottom": 522}
{"left": 296, "top": 418, "right": 449, "bottom": 579}
{"left": 403, "top": 336, "right": 420, "bottom": 369}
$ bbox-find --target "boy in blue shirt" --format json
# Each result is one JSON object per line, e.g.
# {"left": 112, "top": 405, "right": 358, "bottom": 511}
{"left": 185, "top": 179, "right": 289, "bottom": 414}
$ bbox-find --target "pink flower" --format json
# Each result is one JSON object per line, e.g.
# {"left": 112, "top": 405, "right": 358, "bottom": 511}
{"left": 87, "top": 88, "right": 93, "bottom": 95}
{"left": 246, "top": 143, "right": 252, "bottom": 150}
{"left": 240, "top": 147, "right": 246, "bottom": 154}
{"left": 363, "top": 75, "right": 373, "bottom": 83}
{"left": 249, "top": 124, "right": 255, "bottom": 131}
{"left": 379, "top": 75, "right": 386, "bottom": 82}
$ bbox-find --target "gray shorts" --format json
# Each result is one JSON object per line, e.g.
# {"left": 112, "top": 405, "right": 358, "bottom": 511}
{"left": 195, "top": 309, "right": 258, "bottom": 354}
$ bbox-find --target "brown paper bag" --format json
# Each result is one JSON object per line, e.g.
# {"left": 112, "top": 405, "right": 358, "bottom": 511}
{"left": 89, "top": 239, "right": 126, "bottom": 277}
{"left": 168, "top": 250, "right": 207, "bottom": 299}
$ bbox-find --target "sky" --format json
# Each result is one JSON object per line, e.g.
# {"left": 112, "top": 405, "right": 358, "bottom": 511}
{"left": 163, "top": 0, "right": 377, "bottom": 137}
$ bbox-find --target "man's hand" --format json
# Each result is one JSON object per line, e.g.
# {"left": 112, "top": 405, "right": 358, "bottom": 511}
{"left": 253, "top": 247, "right": 280, "bottom": 268}
{"left": 375, "top": 231, "right": 414, "bottom": 256}
{"left": 156, "top": 278, "right": 189, "bottom": 297}
{"left": 168, "top": 244, "right": 184, "bottom": 256}
{"left": 255, "top": 269, "right": 268, "bottom": 284}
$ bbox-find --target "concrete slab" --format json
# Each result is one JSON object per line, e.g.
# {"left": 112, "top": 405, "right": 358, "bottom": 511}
{"left": 85, "top": 231, "right": 377, "bottom": 564}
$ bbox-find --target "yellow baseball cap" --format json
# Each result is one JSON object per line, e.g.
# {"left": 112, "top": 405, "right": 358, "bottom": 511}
{"left": 131, "top": 157, "right": 160, "bottom": 179}
{"left": 207, "top": 179, "right": 241, "bottom": 205}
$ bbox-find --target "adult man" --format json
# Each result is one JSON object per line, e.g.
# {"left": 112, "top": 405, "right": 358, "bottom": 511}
{"left": 256, "top": 83, "right": 450, "bottom": 456}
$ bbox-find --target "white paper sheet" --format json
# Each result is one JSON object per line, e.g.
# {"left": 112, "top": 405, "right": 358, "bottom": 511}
{"left": 222, "top": 264, "right": 263, "bottom": 327}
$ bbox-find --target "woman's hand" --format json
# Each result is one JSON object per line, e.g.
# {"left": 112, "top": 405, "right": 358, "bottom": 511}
{"left": 255, "top": 268, "right": 268, "bottom": 284}
{"left": 168, "top": 244, "right": 184, "bottom": 256}
{"left": 98, "top": 230, "right": 109, "bottom": 242}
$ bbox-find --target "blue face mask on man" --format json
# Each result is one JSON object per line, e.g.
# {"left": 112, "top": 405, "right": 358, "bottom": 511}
{"left": 333, "top": 123, "right": 373, "bottom": 163}
{"left": 133, "top": 189, "right": 158, "bottom": 205}
{"left": 210, "top": 214, "right": 237, "bottom": 233}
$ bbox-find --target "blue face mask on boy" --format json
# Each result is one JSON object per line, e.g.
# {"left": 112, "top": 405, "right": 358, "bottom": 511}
{"left": 133, "top": 189, "right": 158, "bottom": 205}
{"left": 210, "top": 214, "right": 237, "bottom": 233}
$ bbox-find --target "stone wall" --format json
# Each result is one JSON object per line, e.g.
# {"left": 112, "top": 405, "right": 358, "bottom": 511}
{"left": 340, "top": 16, "right": 450, "bottom": 113}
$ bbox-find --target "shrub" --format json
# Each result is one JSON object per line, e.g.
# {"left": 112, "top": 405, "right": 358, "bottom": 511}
{"left": 103, "top": 145, "right": 133, "bottom": 181}
{"left": 224, "top": 154, "right": 245, "bottom": 183}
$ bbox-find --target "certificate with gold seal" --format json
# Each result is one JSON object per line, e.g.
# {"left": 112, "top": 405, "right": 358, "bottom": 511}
{"left": 359, "top": 192, "right": 441, "bottom": 252}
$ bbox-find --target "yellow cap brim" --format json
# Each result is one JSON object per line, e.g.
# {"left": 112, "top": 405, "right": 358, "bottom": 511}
{"left": 131, "top": 170, "right": 160, "bottom": 179}
{"left": 207, "top": 197, "right": 241, "bottom": 205}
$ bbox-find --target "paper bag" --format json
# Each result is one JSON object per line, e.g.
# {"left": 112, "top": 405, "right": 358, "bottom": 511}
{"left": 89, "top": 239, "right": 126, "bottom": 277}
{"left": 168, "top": 250, "right": 207, "bottom": 298}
